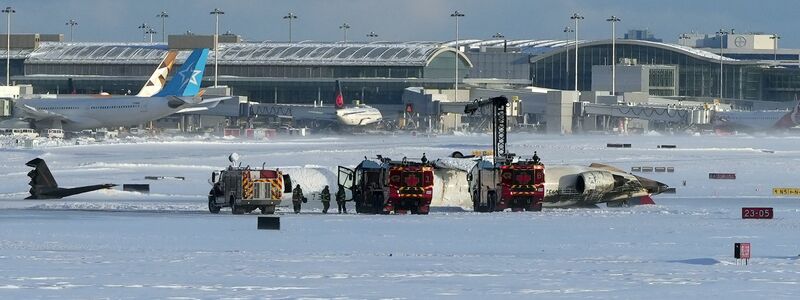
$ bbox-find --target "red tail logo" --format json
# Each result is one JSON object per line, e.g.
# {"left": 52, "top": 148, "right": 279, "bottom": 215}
{"left": 335, "top": 80, "right": 344, "bottom": 108}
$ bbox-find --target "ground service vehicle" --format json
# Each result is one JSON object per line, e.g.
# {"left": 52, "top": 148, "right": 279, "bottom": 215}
{"left": 208, "top": 166, "right": 292, "bottom": 214}
{"left": 338, "top": 156, "right": 434, "bottom": 214}
{"left": 462, "top": 96, "right": 545, "bottom": 212}
{"left": 469, "top": 157, "right": 545, "bottom": 212}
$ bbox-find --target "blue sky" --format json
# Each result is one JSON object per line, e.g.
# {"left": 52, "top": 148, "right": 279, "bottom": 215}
{"left": 5, "top": 0, "right": 797, "bottom": 47}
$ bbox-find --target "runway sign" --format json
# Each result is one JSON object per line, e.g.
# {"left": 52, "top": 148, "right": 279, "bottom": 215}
{"left": 657, "top": 145, "right": 677, "bottom": 149}
{"left": 742, "top": 207, "right": 773, "bottom": 219}
{"left": 709, "top": 173, "right": 736, "bottom": 180}
{"left": 606, "top": 143, "right": 632, "bottom": 148}
{"left": 772, "top": 188, "right": 800, "bottom": 196}
{"left": 734, "top": 243, "right": 751, "bottom": 265}
{"left": 257, "top": 216, "right": 280, "bottom": 230}
{"left": 122, "top": 184, "right": 150, "bottom": 194}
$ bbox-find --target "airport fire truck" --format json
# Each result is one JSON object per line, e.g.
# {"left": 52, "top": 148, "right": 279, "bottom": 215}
{"left": 208, "top": 155, "right": 292, "bottom": 214}
{"left": 463, "top": 96, "right": 545, "bottom": 212}
{"left": 338, "top": 156, "right": 434, "bottom": 214}
{"left": 469, "top": 157, "right": 545, "bottom": 212}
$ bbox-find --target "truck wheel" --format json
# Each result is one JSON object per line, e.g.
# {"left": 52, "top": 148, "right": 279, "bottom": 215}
{"left": 373, "top": 192, "right": 385, "bottom": 215}
{"left": 230, "top": 196, "right": 244, "bottom": 215}
{"left": 487, "top": 191, "right": 498, "bottom": 212}
{"left": 473, "top": 190, "right": 490, "bottom": 213}
{"left": 260, "top": 205, "right": 275, "bottom": 214}
{"left": 526, "top": 201, "right": 543, "bottom": 212}
{"left": 208, "top": 196, "right": 221, "bottom": 214}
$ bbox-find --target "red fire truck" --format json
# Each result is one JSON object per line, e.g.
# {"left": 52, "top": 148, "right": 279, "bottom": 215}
{"left": 338, "top": 157, "right": 434, "bottom": 214}
{"left": 463, "top": 96, "right": 545, "bottom": 212}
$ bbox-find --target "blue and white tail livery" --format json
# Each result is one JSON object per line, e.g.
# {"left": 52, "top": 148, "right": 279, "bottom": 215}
{"left": 155, "top": 48, "right": 209, "bottom": 97}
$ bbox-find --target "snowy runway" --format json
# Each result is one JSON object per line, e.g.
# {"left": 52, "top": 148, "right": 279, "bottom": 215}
{"left": 1, "top": 134, "right": 799, "bottom": 298}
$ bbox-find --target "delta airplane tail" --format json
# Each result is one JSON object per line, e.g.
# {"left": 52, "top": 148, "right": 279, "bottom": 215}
{"left": 334, "top": 80, "right": 345, "bottom": 109}
{"left": 154, "top": 48, "right": 209, "bottom": 97}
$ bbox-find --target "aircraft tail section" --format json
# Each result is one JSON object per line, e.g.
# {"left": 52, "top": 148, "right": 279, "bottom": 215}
{"left": 25, "top": 158, "right": 58, "bottom": 199}
{"left": 137, "top": 50, "right": 178, "bottom": 97}
{"left": 26, "top": 158, "right": 58, "bottom": 189}
{"left": 774, "top": 97, "right": 800, "bottom": 129}
{"left": 334, "top": 80, "right": 344, "bottom": 109}
{"left": 154, "top": 48, "right": 209, "bottom": 97}
{"left": 25, "top": 158, "right": 116, "bottom": 199}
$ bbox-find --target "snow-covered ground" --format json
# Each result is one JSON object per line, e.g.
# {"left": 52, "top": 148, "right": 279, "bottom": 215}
{"left": 1, "top": 133, "right": 799, "bottom": 298}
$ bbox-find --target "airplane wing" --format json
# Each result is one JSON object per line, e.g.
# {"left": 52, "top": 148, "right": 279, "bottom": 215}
{"left": 17, "top": 104, "right": 71, "bottom": 122}
{"left": 176, "top": 107, "right": 209, "bottom": 113}
{"left": 174, "top": 96, "right": 233, "bottom": 113}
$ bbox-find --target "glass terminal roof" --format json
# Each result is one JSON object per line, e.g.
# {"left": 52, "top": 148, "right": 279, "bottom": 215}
{"left": 25, "top": 41, "right": 464, "bottom": 66}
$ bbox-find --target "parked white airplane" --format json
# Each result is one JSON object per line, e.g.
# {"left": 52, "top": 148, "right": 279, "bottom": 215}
{"left": 712, "top": 98, "right": 800, "bottom": 131}
{"left": 8, "top": 48, "right": 224, "bottom": 131}
{"left": 333, "top": 80, "right": 383, "bottom": 126}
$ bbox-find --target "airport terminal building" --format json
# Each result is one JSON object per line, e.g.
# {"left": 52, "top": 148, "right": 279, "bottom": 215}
{"left": 3, "top": 33, "right": 800, "bottom": 106}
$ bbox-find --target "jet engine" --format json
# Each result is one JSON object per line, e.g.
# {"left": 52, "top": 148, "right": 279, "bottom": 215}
{"left": 575, "top": 171, "right": 617, "bottom": 195}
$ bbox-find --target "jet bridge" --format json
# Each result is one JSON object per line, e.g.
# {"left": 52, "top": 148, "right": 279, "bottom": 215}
{"left": 579, "top": 103, "right": 711, "bottom": 125}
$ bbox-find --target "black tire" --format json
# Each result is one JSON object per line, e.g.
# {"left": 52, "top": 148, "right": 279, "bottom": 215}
{"left": 230, "top": 196, "right": 244, "bottom": 215}
{"left": 373, "top": 192, "right": 385, "bottom": 215}
{"left": 473, "top": 190, "right": 491, "bottom": 213}
{"left": 208, "top": 195, "right": 221, "bottom": 214}
{"left": 260, "top": 205, "right": 275, "bottom": 215}
{"left": 451, "top": 151, "right": 464, "bottom": 158}
{"left": 526, "top": 201, "right": 543, "bottom": 212}
{"left": 487, "top": 191, "right": 497, "bottom": 212}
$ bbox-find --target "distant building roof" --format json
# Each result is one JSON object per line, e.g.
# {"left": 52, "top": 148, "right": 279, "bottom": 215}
{"left": 450, "top": 38, "right": 746, "bottom": 64}
{"left": 23, "top": 41, "right": 471, "bottom": 67}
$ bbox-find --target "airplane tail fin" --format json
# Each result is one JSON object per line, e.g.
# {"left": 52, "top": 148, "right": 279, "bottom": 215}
{"left": 334, "top": 80, "right": 344, "bottom": 109}
{"left": 25, "top": 158, "right": 58, "bottom": 199}
{"left": 137, "top": 50, "right": 178, "bottom": 97}
{"left": 774, "top": 96, "right": 800, "bottom": 129}
{"left": 154, "top": 48, "right": 209, "bottom": 98}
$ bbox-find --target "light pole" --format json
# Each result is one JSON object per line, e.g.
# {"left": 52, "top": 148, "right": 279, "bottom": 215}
{"left": 715, "top": 29, "right": 728, "bottom": 98}
{"left": 283, "top": 12, "right": 297, "bottom": 42}
{"left": 137, "top": 23, "right": 148, "bottom": 41}
{"left": 210, "top": 8, "right": 225, "bottom": 87}
{"left": 606, "top": 16, "right": 621, "bottom": 95}
{"left": 366, "top": 31, "right": 378, "bottom": 41}
{"left": 563, "top": 26, "right": 573, "bottom": 90}
{"left": 770, "top": 33, "right": 781, "bottom": 66}
{"left": 570, "top": 13, "right": 584, "bottom": 91}
{"left": 3, "top": 6, "right": 14, "bottom": 86}
{"left": 156, "top": 11, "right": 168, "bottom": 43}
{"left": 339, "top": 22, "right": 350, "bottom": 42}
{"left": 492, "top": 32, "right": 506, "bottom": 53}
{"left": 450, "top": 10, "right": 464, "bottom": 101}
{"left": 65, "top": 19, "right": 78, "bottom": 42}
{"left": 145, "top": 27, "right": 157, "bottom": 43}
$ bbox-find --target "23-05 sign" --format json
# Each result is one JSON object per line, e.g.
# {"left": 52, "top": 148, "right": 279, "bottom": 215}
{"left": 742, "top": 207, "right": 773, "bottom": 219}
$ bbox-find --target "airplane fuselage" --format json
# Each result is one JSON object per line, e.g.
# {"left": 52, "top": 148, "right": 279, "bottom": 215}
{"left": 336, "top": 105, "right": 383, "bottom": 126}
{"left": 16, "top": 96, "right": 183, "bottom": 131}
{"left": 712, "top": 110, "right": 793, "bottom": 131}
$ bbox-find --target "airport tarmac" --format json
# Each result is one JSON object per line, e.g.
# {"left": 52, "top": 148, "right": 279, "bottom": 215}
{"left": 1, "top": 133, "right": 799, "bottom": 298}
